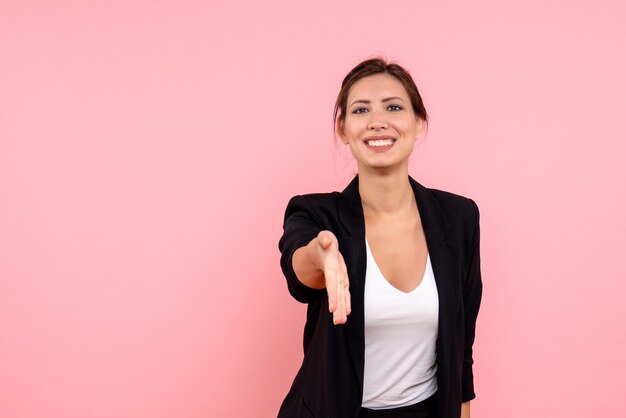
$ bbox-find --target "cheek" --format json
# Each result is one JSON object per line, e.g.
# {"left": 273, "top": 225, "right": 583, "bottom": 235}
{"left": 344, "top": 119, "right": 367, "bottom": 137}
{"left": 342, "top": 124, "right": 361, "bottom": 142}
{"left": 394, "top": 118, "right": 419, "bottom": 136}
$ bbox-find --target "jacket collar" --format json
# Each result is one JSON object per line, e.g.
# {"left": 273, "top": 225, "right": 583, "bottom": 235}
{"left": 338, "top": 173, "right": 452, "bottom": 241}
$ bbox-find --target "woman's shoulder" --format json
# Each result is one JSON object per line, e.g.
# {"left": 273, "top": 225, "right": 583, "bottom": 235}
{"left": 424, "top": 186, "right": 479, "bottom": 224}
{"left": 409, "top": 176, "right": 478, "bottom": 212}
{"left": 427, "top": 187, "right": 477, "bottom": 207}
{"left": 284, "top": 190, "right": 340, "bottom": 209}
{"left": 282, "top": 191, "right": 342, "bottom": 226}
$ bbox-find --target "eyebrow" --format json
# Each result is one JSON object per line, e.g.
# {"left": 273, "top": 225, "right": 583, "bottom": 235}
{"left": 349, "top": 96, "right": 405, "bottom": 107}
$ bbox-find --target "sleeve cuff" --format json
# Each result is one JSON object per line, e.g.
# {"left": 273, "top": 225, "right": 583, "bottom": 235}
{"left": 284, "top": 242, "right": 327, "bottom": 303}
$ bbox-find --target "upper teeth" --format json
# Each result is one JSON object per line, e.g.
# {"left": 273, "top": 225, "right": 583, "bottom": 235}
{"left": 367, "top": 139, "right": 395, "bottom": 147}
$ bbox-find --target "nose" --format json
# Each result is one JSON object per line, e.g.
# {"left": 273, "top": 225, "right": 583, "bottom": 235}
{"left": 367, "top": 110, "right": 388, "bottom": 130}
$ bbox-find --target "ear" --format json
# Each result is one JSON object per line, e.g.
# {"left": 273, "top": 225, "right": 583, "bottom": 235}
{"left": 413, "top": 117, "right": 426, "bottom": 139}
{"left": 336, "top": 117, "right": 349, "bottom": 144}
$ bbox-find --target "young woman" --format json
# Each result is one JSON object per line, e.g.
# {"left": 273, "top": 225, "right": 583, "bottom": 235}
{"left": 278, "top": 58, "right": 483, "bottom": 418}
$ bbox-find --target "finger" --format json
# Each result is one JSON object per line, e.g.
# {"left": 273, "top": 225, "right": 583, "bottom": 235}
{"left": 342, "top": 268, "right": 351, "bottom": 317}
{"left": 341, "top": 275, "right": 347, "bottom": 323}
{"left": 337, "top": 254, "right": 351, "bottom": 318}
{"left": 326, "top": 266, "right": 337, "bottom": 313}
{"left": 341, "top": 268, "right": 351, "bottom": 324}
{"left": 334, "top": 274, "right": 345, "bottom": 325}
{"left": 331, "top": 254, "right": 348, "bottom": 324}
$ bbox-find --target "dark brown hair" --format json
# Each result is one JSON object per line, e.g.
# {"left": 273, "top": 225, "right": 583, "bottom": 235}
{"left": 334, "top": 57, "right": 428, "bottom": 132}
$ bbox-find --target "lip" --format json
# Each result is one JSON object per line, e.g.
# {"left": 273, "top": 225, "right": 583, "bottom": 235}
{"left": 362, "top": 135, "right": 396, "bottom": 143}
{"left": 362, "top": 135, "right": 397, "bottom": 154}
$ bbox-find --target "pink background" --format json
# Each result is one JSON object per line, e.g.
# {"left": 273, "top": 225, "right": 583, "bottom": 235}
{"left": 1, "top": 1, "right": 625, "bottom": 417}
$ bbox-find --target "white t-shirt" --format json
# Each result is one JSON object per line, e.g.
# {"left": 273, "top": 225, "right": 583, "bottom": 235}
{"left": 361, "top": 237, "right": 439, "bottom": 409}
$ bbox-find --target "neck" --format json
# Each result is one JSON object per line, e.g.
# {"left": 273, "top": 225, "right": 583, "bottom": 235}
{"left": 357, "top": 166, "right": 414, "bottom": 217}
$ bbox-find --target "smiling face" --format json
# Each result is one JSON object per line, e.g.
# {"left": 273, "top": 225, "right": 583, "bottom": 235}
{"left": 338, "top": 73, "right": 425, "bottom": 172}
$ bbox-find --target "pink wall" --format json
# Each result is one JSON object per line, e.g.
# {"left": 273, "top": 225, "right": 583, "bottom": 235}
{"left": 1, "top": 1, "right": 625, "bottom": 417}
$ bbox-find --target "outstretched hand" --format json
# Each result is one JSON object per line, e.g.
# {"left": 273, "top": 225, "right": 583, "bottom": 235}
{"left": 315, "top": 231, "right": 351, "bottom": 325}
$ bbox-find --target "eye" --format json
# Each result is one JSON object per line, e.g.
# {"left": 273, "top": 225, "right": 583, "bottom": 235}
{"left": 352, "top": 107, "right": 368, "bottom": 114}
{"left": 387, "top": 104, "right": 404, "bottom": 111}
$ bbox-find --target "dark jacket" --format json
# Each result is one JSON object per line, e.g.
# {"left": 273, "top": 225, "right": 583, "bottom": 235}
{"left": 277, "top": 174, "right": 483, "bottom": 418}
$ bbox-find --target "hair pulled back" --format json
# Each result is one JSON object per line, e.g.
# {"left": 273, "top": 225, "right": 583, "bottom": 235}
{"left": 334, "top": 57, "right": 428, "bottom": 130}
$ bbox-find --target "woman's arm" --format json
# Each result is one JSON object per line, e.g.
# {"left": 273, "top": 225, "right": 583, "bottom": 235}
{"left": 461, "top": 401, "right": 470, "bottom": 418}
{"left": 291, "top": 237, "right": 326, "bottom": 289}
{"left": 292, "top": 231, "right": 351, "bottom": 324}
{"left": 461, "top": 199, "right": 483, "bottom": 401}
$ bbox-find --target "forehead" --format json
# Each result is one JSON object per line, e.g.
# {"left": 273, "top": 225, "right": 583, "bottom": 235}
{"left": 347, "top": 73, "right": 410, "bottom": 101}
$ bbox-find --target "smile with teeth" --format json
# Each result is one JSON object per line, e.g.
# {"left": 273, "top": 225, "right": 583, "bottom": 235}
{"left": 366, "top": 138, "right": 396, "bottom": 147}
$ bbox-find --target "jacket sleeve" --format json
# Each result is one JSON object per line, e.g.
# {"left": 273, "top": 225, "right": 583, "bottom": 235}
{"left": 278, "top": 195, "right": 328, "bottom": 303}
{"left": 462, "top": 198, "right": 483, "bottom": 402}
